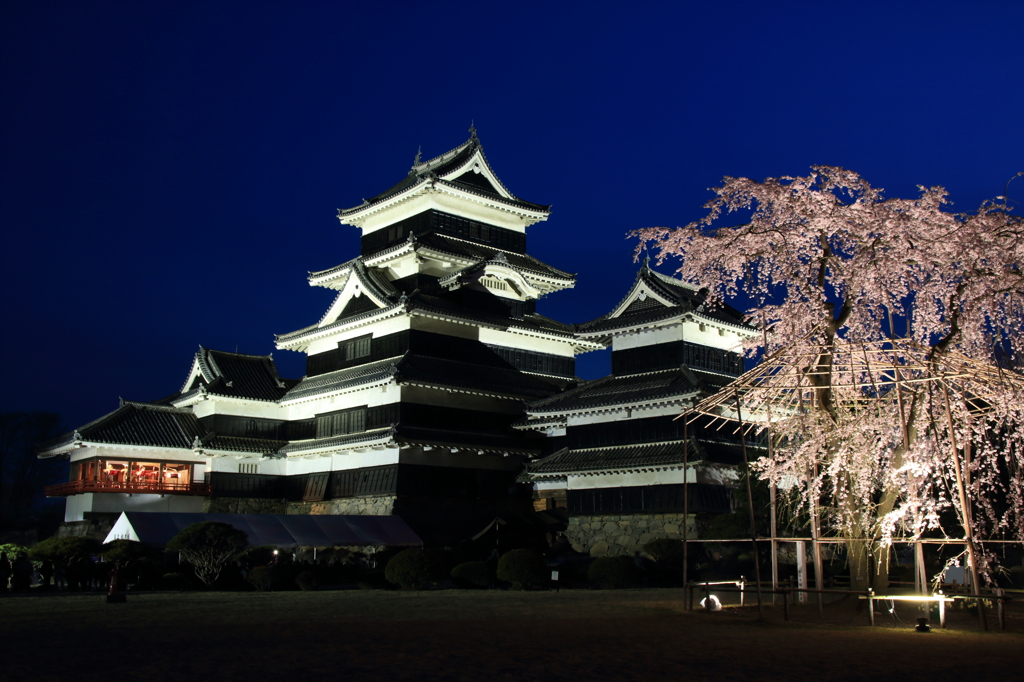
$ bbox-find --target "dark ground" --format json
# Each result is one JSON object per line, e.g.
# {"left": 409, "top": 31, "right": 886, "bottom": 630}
{"left": 2, "top": 588, "right": 1021, "bottom": 681}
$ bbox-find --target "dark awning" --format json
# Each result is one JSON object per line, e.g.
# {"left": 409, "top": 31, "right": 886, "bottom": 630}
{"left": 104, "top": 511, "right": 423, "bottom": 549}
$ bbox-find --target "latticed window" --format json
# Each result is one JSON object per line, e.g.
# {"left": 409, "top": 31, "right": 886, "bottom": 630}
{"left": 342, "top": 335, "right": 371, "bottom": 361}
{"left": 316, "top": 406, "right": 368, "bottom": 438}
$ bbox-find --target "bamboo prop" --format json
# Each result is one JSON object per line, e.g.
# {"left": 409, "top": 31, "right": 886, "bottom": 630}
{"left": 735, "top": 390, "right": 764, "bottom": 619}
{"left": 941, "top": 378, "right": 987, "bottom": 631}
{"left": 682, "top": 418, "right": 689, "bottom": 593}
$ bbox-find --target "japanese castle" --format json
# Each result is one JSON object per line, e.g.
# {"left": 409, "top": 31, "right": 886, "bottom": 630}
{"left": 40, "top": 131, "right": 753, "bottom": 550}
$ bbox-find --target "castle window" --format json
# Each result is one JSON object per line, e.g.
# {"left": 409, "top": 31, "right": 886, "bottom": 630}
{"left": 342, "top": 335, "right": 371, "bottom": 361}
{"left": 316, "top": 406, "right": 368, "bottom": 438}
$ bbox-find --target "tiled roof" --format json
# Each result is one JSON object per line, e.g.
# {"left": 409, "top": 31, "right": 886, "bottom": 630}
{"left": 338, "top": 136, "right": 549, "bottom": 217}
{"left": 395, "top": 425, "right": 543, "bottom": 456}
{"left": 526, "top": 369, "right": 703, "bottom": 414}
{"left": 196, "top": 348, "right": 296, "bottom": 401}
{"left": 524, "top": 437, "right": 763, "bottom": 477}
{"left": 527, "top": 442, "right": 693, "bottom": 476}
{"left": 576, "top": 265, "right": 748, "bottom": 335}
{"left": 280, "top": 427, "right": 396, "bottom": 454}
{"left": 282, "top": 358, "right": 400, "bottom": 402}
{"left": 203, "top": 435, "right": 288, "bottom": 454}
{"left": 275, "top": 302, "right": 403, "bottom": 344}
{"left": 44, "top": 402, "right": 205, "bottom": 452}
{"left": 415, "top": 233, "right": 574, "bottom": 281}
{"left": 409, "top": 293, "right": 575, "bottom": 337}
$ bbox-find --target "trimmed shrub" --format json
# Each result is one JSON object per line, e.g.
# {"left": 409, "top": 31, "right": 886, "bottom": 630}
{"left": 295, "top": 571, "right": 319, "bottom": 591}
{"left": 451, "top": 561, "right": 489, "bottom": 588}
{"left": 384, "top": 548, "right": 447, "bottom": 589}
{"left": 496, "top": 549, "right": 547, "bottom": 590}
{"left": 167, "top": 521, "right": 249, "bottom": 587}
{"left": 587, "top": 556, "right": 634, "bottom": 589}
{"left": 246, "top": 566, "right": 273, "bottom": 591}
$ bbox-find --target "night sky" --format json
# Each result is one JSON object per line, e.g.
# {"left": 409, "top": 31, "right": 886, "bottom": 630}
{"left": 2, "top": 1, "right": 1021, "bottom": 433}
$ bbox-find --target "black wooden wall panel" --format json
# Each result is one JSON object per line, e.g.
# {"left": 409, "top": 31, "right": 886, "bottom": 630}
{"left": 568, "top": 484, "right": 732, "bottom": 516}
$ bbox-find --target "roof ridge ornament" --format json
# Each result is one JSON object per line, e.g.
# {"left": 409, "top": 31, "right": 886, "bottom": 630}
{"left": 469, "top": 120, "right": 477, "bottom": 140}
{"left": 410, "top": 145, "right": 422, "bottom": 174}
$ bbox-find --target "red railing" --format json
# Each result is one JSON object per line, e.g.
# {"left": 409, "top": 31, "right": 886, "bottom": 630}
{"left": 45, "top": 480, "right": 211, "bottom": 497}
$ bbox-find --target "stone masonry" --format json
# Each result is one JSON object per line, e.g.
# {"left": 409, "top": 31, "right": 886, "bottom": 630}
{"left": 202, "top": 495, "right": 396, "bottom": 516}
{"left": 567, "top": 513, "right": 697, "bottom": 557}
{"left": 289, "top": 495, "right": 396, "bottom": 516}
{"left": 202, "top": 497, "right": 288, "bottom": 514}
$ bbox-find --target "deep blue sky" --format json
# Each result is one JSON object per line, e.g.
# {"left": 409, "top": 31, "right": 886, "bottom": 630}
{"left": 3, "top": 1, "right": 1022, "bottom": 431}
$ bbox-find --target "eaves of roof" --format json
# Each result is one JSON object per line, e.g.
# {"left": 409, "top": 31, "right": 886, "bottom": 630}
{"left": 40, "top": 402, "right": 205, "bottom": 454}
{"left": 525, "top": 369, "right": 703, "bottom": 415}
{"left": 281, "top": 358, "right": 401, "bottom": 403}
{"left": 525, "top": 441, "right": 696, "bottom": 476}
{"left": 338, "top": 137, "right": 550, "bottom": 219}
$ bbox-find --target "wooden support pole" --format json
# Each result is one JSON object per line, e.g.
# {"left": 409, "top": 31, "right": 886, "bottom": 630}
{"left": 941, "top": 380, "right": 987, "bottom": 631}
{"left": 735, "top": 392, "right": 764, "bottom": 619}
{"left": 682, "top": 419, "right": 690, "bottom": 593}
{"left": 915, "top": 542, "right": 927, "bottom": 595}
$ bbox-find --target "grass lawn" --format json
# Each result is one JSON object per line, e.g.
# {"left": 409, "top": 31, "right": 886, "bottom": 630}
{"left": 2, "top": 588, "right": 1021, "bottom": 681}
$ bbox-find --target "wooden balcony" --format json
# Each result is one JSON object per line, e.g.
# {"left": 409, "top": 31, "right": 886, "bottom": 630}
{"left": 45, "top": 480, "right": 211, "bottom": 497}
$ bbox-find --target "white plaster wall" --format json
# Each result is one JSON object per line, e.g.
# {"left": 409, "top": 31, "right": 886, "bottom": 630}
{"left": 307, "top": 315, "right": 413, "bottom": 357}
{"left": 479, "top": 328, "right": 575, "bottom": 357}
{"left": 64, "top": 494, "right": 88, "bottom": 522}
{"left": 612, "top": 324, "right": 683, "bottom": 350}
{"left": 193, "top": 397, "right": 287, "bottom": 420}
{"left": 612, "top": 319, "right": 744, "bottom": 353}
{"left": 566, "top": 402, "right": 690, "bottom": 427}
{"left": 66, "top": 492, "right": 205, "bottom": 520}
{"left": 69, "top": 445, "right": 205, "bottom": 466}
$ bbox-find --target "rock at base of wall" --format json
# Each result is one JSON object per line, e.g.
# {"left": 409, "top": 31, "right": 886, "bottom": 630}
{"left": 566, "top": 513, "right": 697, "bottom": 557}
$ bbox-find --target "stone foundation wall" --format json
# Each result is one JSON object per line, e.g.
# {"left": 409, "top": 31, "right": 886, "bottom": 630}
{"left": 288, "top": 496, "right": 396, "bottom": 516}
{"left": 202, "top": 498, "right": 287, "bottom": 514}
{"left": 566, "top": 513, "right": 697, "bottom": 557}
{"left": 202, "top": 496, "right": 397, "bottom": 516}
{"left": 57, "top": 518, "right": 115, "bottom": 542}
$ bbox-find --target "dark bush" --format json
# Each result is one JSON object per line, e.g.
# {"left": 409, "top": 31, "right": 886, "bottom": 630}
{"left": 161, "top": 572, "right": 189, "bottom": 591}
{"left": 384, "top": 548, "right": 447, "bottom": 589}
{"left": 236, "top": 545, "right": 277, "bottom": 568}
{"left": 358, "top": 569, "right": 391, "bottom": 590}
{"left": 644, "top": 538, "right": 685, "bottom": 563}
{"left": 246, "top": 566, "right": 273, "bottom": 591}
{"left": 451, "top": 561, "right": 489, "bottom": 588}
{"left": 295, "top": 571, "right": 319, "bottom": 591}
{"left": 496, "top": 549, "right": 547, "bottom": 590}
{"left": 587, "top": 556, "right": 635, "bottom": 589}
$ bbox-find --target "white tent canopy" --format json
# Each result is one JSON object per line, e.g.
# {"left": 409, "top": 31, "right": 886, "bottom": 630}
{"left": 104, "top": 511, "right": 423, "bottom": 549}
